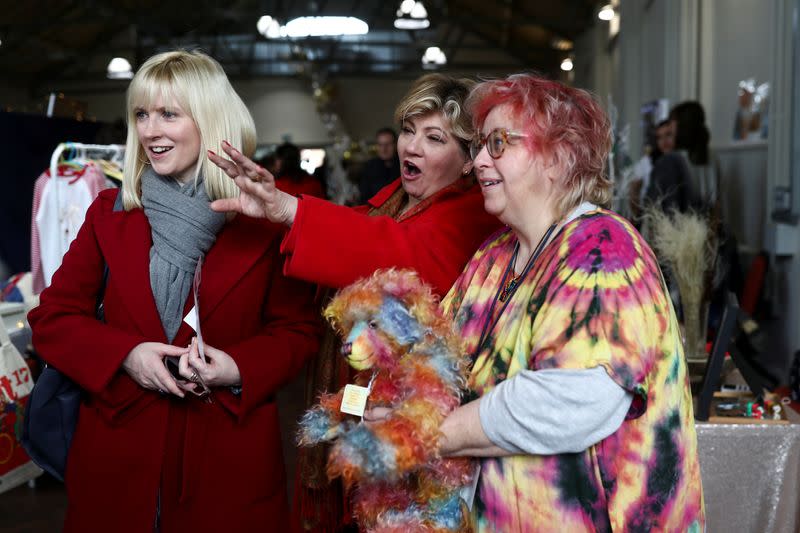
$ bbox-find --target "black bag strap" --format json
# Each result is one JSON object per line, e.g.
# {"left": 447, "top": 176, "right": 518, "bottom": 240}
{"left": 95, "top": 190, "right": 123, "bottom": 322}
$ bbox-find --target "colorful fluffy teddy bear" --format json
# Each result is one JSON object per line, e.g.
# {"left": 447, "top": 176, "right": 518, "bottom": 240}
{"left": 298, "top": 269, "right": 474, "bottom": 532}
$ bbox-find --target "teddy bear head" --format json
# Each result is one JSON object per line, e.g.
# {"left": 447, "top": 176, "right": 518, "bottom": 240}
{"left": 324, "top": 269, "right": 457, "bottom": 373}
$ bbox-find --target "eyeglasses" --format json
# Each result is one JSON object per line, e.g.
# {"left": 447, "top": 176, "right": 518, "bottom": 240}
{"left": 470, "top": 128, "right": 529, "bottom": 160}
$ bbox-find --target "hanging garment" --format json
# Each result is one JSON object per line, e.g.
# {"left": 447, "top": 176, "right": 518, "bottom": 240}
{"left": 31, "top": 163, "right": 110, "bottom": 293}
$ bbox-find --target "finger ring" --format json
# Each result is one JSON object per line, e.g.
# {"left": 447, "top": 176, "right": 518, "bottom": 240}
{"left": 158, "top": 389, "right": 165, "bottom": 394}
{"left": 248, "top": 175, "right": 262, "bottom": 183}
{"left": 189, "top": 372, "right": 199, "bottom": 383}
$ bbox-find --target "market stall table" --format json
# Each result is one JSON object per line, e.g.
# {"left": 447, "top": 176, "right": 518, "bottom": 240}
{"left": 696, "top": 409, "right": 800, "bottom": 533}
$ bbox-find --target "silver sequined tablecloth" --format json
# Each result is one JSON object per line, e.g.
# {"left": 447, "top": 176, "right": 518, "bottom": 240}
{"left": 696, "top": 422, "right": 800, "bottom": 533}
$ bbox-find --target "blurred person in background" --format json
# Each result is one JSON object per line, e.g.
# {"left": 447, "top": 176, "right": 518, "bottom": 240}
{"left": 272, "top": 141, "right": 325, "bottom": 198}
{"left": 358, "top": 127, "right": 400, "bottom": 203}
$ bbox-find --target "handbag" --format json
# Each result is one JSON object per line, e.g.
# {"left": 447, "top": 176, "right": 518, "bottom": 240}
{"left": 21, "top": 190, "right": 121, "bottom": 481}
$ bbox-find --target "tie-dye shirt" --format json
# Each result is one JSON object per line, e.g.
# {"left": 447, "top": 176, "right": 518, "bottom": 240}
{"left": 442, "top": 209, "right": 705, "bottom": 532}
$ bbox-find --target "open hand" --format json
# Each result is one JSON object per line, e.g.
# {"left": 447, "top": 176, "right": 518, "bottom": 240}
{"left": 207, "top": 140, "right": 298, "bottom": 225}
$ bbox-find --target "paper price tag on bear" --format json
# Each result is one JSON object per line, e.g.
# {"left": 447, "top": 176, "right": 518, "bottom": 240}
{"left": 340, "top": 384, "right": 370, "bottom": 417}
{"left": 299, "top": 269, "right": 475, "bottom": 532}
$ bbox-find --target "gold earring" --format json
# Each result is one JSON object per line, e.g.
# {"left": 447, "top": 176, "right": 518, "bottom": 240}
{"left": 138, "top": 154, "right": 150, "bottom": 165}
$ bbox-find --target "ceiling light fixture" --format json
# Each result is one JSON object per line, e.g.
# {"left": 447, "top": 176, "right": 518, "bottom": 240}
{"left": 284, "top": 16, "right": 368, "bottom": 37}
{"left": 257, "top": 15, "right": 282, "bottom": 39}
{"left": 598, "top": 4, "right": 615, "bottom": 21}
{"left": 560, "top": 57, "right": 574, "bottom": 72}
{"left": 107, "top": 57, "right": 133, "bottom": 79}
{"left": 422, "top": 46, "right": 446, "bottom": 67}
{"left": 410, "top": 2, "right": 428, "bottom": 19}
{"left": 395, "top": 1, "right": 430, "bottom": 30}
{"left": 258, "top": 15, "right": 368, "bottom": 38}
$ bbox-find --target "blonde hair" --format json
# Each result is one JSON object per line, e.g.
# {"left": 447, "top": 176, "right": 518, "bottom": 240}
{"left": 122, "top": 50, "right": 256, "bottom": 210}
{"left": 393, "top": 73, "right": 475, "bottom": 154}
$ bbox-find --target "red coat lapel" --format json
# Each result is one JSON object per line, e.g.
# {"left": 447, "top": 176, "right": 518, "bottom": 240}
{"left": 94, "top": 206, "right": 167, "bottom": 342}
{"left": 366, "top": 178, "right": 402, "bottom": 209}
{"left": 197, "top": 215, "right": 278, "bottom": 322}
{"left": 95, "top": 209, "right": 278, "bottom": 346}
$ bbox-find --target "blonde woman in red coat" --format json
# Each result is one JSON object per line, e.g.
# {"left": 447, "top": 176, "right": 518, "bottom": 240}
{"left": 209, "top": 73, "right": 502, "bottom": 531}
{"left": 28, "top": 50, "right": 320, "bottom": 532}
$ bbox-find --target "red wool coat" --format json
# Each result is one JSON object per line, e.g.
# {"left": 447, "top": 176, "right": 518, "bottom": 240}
{"left": 281, "top": 178, "right": 502, "bottom": 296}
{"left": 28, "top": 189, "right": 320, "bottom": 532}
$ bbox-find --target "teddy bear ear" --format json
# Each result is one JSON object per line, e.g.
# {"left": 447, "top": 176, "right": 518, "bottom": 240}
{"left": 379, "top": 296, "right": 424, "bottom": 345}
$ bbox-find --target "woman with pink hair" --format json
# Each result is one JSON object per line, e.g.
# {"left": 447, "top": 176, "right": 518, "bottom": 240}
{"left": 434, "top": 74, "right": 705, "bottom": 531}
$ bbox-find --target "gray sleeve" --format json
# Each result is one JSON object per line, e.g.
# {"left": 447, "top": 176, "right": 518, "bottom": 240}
{"left": 478, "top": 366, "right": 633, "bottom": 455}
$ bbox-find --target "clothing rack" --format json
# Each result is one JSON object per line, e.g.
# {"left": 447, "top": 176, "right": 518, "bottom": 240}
{"left": 49, "top": 142, "right": 124, "bottom": 178}
{"left": 48, "top": 142, "right": 124, "bottom": 257}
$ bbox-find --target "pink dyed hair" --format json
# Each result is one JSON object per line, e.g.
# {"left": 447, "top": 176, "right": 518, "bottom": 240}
{"left": 468, "top": 73, "right": 613, "bottom": 217}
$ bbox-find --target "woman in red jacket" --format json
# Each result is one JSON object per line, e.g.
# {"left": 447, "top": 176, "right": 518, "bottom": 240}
{"left": 209, "top": 73, "right": 502, "bottom": 531}
{"left": 27, "top": 50, "right": 319, "bottom": 532}
{"left": 210, "top": 73, "right": 500, "bottom": 297}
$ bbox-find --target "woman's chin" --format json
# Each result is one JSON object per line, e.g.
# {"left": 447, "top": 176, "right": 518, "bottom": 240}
{"left": 482, "top": 198, "right": 504, "bottom": 218}
{"left": 401, "top": 176, "right": 423, "bottom": 195}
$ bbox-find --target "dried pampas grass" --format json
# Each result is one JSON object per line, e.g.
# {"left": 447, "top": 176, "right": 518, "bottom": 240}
{"left": 643, "top": 207, "right": 717, "bottom": 361}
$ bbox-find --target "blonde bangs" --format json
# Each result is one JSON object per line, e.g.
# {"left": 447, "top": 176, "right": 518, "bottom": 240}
{"left": 122, "top": 50, "right": 256, "bottom": 210}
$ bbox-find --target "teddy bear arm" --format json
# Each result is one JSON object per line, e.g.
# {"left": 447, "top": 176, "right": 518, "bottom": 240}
{"left": 318, "top": 389, "right": 347, "bottom": 413}
{"left": 298, "top": 389, "right": 349, "bottom": 445}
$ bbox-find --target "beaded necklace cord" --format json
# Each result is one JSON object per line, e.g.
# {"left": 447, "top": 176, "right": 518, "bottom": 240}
{"left": 474, "top": 222, "right": 558, "bottom": 356}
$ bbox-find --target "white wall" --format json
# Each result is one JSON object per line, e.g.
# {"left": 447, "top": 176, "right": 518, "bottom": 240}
{"left": 714, "top": 142, "right": 769, "bottom": 252}
{"left": 234, "top": 78, "right": 328, "bottom": 145}
{"left": 336, "top": 77, "right": 411, "bottom": 139}
{"left": 573, "top": 23, "right": 617, "bottom": 107}
{"left": 616, "top": 0, "right": 673, "bottom": 157}
{"left": 700, "top": 0, "right": 773, "bottom": 144}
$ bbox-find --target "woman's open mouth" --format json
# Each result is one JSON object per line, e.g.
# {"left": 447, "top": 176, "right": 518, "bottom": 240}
{"left": 402, "top": 160, "right": 422, "bottom": 180}
{"left": 149, "top": 146, "right": 174, "bottom": 159}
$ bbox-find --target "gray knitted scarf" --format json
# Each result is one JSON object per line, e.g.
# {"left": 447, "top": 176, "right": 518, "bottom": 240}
{"left": 141, "top": 168, "right": 225, "bottom": 342}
